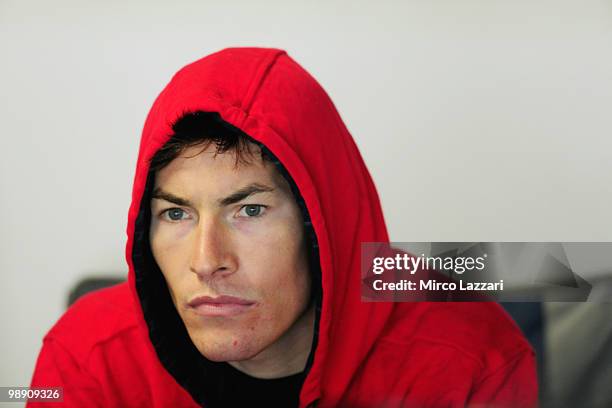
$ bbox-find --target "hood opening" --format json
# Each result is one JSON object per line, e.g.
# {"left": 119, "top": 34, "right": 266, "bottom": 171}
{"left": 131, "top": 111, "right": 322, "bottom": 406}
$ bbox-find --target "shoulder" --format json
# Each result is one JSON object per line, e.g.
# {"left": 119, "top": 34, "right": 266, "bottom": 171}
{"left": 382, "top": 302, "right": 533, "bottom": 370}
{"left": 45, "top": 282, "right": 142, "bottom": 361}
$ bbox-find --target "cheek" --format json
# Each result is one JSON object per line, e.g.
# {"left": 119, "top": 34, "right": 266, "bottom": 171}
{"left": 240, "top": 223, "right": 307, "bottom": 290}
{"left": 149, "top": 224, "right": 194, "bottom": 295}
{"left": 247, "top": 229, "right": 310, "bottom": 316}
{"left": 150, "top": 220, "right": 194, "bottom": 260}
{"left": 226, "top": 217, "right": 309, "bottom": 303}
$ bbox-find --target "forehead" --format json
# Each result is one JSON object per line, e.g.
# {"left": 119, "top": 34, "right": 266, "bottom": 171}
{"left": 153, "top": 144, "right": 289, "bottom": 194}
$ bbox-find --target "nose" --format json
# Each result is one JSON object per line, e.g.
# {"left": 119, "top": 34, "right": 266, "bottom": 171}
{"left": 189, "top": 217, "right": 236, "bottom": 279}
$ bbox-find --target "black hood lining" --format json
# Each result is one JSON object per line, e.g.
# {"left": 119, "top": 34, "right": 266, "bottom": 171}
{"left": 132, "top": 112, "right": 322, "bottom": 407}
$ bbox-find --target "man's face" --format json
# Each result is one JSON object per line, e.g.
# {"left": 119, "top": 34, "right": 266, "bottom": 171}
{"left": 149, "top": 144, "right": 312, "bottom": 366}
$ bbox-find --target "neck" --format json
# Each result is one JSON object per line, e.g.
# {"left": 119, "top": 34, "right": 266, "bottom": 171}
{"left": 228, "top": 303, "right": 315, "bottom": 379}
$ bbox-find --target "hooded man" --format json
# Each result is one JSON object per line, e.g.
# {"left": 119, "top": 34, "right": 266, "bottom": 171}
{"left": 28, "top": 47, "right": 538, "bottom": 407}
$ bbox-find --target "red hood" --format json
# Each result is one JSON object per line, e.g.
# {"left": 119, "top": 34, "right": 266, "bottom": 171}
{"left": 125, "top": 47, "right": 393, "bottom": 407}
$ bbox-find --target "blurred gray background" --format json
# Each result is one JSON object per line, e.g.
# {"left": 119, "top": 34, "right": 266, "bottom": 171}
{"left": 1, "top": 0, "right": 611, "bottom": 406}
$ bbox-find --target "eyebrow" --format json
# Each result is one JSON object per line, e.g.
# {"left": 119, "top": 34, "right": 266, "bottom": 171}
{"left": 151, "top": 183, "right": 276, "bottom": 208}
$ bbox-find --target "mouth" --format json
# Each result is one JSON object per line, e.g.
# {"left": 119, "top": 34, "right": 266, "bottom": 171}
{"left": 187, "top": 295, "right": 257, "bottom": 317}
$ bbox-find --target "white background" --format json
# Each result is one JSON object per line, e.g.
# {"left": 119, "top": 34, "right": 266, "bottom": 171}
{"left": 1, "top": 0, "right": 611, "bottom": 395}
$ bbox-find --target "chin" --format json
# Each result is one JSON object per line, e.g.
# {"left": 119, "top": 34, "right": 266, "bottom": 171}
{"left": 188, "top": 328, "right": 263, "bottom": 362}
{"left": 200, "top": 347, "right": 254, "bottom": 363}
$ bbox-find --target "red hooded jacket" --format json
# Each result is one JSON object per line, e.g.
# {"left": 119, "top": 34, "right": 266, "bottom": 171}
{"left": 29, "top": 47, "right": 538, "bottom": 407}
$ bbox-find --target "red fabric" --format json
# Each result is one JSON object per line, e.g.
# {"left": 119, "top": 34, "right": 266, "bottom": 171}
{"left": 29, "top": 47, "right": 538, "bottom": 407}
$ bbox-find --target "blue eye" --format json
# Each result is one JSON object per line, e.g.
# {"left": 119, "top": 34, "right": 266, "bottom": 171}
{"left": 240, "top": 205, "right": 265, "bottom": 217}
{"left": 164, "top": 208, "right": 187, "bottom": 221}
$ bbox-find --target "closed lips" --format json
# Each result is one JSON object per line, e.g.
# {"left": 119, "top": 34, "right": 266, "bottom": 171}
{"left": 187, "top": 295, "right": 256, "bottom": 317}
{"left": 188, "top": 295, "right": 255, "bottom": 306}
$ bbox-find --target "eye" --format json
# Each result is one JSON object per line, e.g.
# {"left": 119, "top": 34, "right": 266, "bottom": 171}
{"left": 238, "top": 204, "right": 266, "bottom": 218}
{"left": 161, "top": 208, "right": 189, "bottom": 221}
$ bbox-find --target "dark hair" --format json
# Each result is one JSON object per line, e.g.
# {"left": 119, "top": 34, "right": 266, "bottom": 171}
{"left": 149, "top": 111, "right": 270, "bottom": 172}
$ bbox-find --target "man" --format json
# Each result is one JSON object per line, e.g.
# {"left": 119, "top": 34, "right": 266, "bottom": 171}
{"left": 29, "top": 47, "right": 537, "bottom": 407}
